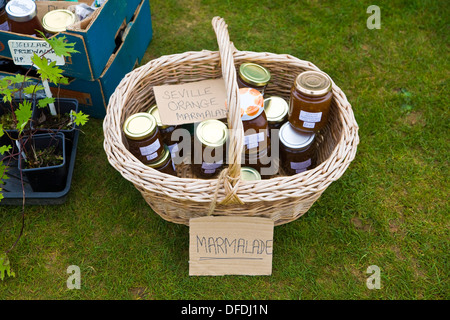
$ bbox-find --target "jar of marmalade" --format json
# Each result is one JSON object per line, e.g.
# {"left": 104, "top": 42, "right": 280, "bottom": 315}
{"left": 42, "top": 9, "right": 77, "bottom": 35}
{"left": 279, "top": 122, "right": 316, "bottom": 175}
{"left": 123, "top": 112, "right": 165, "bottom": 165}
{"left": 239, "top": 87, "right": 270, "bottom": 155}
{"left": 147, "top": 104, "right": 179, "bottom": 153}
{"left": 192, "top": 119, "right": 228, "bottom": 179}
{"left": 264, "top": 96, "right": 288, "bottom": 132}
{"left": 147, "top": 145, "right": 177, "bottom": 176}
{"left": 240, "top": 167, "right": 261, "bottom": 181}
{"left": 243, "top": 146, "right": 278, "bottom": 179}
{"left": 6, "top": 0, "right": 45, "bottom": 36}
{"left": 237, "top": 63, "right": 271, "bottom": 96}
{"left": 288, "top": 70, "right": 332, "bottom": 133}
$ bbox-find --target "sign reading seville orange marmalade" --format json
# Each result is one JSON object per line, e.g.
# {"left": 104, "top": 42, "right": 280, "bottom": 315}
{"left": 153, "top": 78, "right": 228, "bottom": 126}
{"left": 189, "top": 216, "right": 274, "bottom": 276}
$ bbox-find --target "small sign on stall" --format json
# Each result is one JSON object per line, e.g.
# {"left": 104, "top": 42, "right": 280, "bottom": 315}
{"left": 189, "top": 216, "right": 274, "bottom": 276}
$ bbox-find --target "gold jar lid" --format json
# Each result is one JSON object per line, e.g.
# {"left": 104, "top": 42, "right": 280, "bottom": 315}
{"left": 264, "top": 96, "right": 288, "bottom": 123}
{"left": 123, "top": 112, "right": 157, "bottom": 140}
{"left": 6, "top": 0, "right": 37, "bottom": 22}
{"left": 279, "top": 122, "right": 315, "bottom": 150}
{"left": 294, "top": 70, "right": 332, "bottom": 97}
{"left": 147, "top": 145, "right": 170, "bottom": 168}
{"left": 195, "top": 119, "right": 228, "bottom": 147}
{"left": 241, "top": 167, "right": 261, "bottom": 181}
{"left": 148, "top": 104, "right": 171, "bottom": 129}
{"left": 239, "top": 63, "right": 271, "bottom": 86}
{"left": 42, "top": 9, "right": 76, "bottom": 33}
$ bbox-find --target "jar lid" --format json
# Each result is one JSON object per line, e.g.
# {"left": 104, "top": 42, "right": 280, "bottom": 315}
{"left": 264, "top": 96, "right": 288, "bottom": 123}
{"left": 6, "top": 0, "right": 37, "bottom": 22}
{"left": 294, "top": 70, "right": 332, "bottom": 97}
{"left": 279, "top": 122, "right": 315, "bottom": 150}
{"left": 147, "top": 145, "right": 170, "bottom": 168}
{"left": 123, "top": 112, "right": 157, "bottom": 140}
{"left": 241, "top": 167, "right": 261, "bottom": 181}
{"left": 42, "top": 9, "right": 76, "bottom": 33}
{"left": 196, "top": 119, "right": 228, "bottom": 147}
{"left": 239, "top": 63, "right": 271, "bottom": 86}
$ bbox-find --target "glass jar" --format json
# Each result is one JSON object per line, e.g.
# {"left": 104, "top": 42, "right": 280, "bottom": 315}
{"left": 239, "top": 87, "right": 270, "bottom": 155}
{"left": 147, "top": 104, "right": 179, "bottom": 149}
{"left": 237, "top": 62, "right": 271, "bottom": 96}
{"left": 42, "top": 9, "right": 77, "bottom": 35}
{"left": 0, "top": 0, "right": 9, "bottom": 31}
{"left": 192, "top": 119, "right": 228, "bottom": 179}
{"left": 6, "top": 0, "right": 45, "bottom": 36}
{"left": 264, "top": 96, "right": 288, "bottom": 133}
{"left": 279, "top": 122, "right": 316, "bottom": 175}
{"left": 243, "top": 145, "right": 278, "bottom": 179}
{"left": 123, "top": 112, "right": 165, "bottom": 165}
{"left": 240, "top": 167, "right": 261, "bottom": 181}
{"left": 288, "top": 70, "right": 332, "bottom": 133}
{"left": 147, "top": 145, "right": 177, "bottom": 176}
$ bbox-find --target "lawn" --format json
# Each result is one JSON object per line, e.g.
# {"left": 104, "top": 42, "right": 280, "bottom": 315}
{"left": 0, "top": 0, "right": 448, "bottom": 300}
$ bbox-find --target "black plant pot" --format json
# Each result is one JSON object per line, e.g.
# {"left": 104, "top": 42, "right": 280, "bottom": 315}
{"left": 32, "top": 98, "right": 79, "bottom": 140}
{"left": 18, "top": 132, "right": 68, "bottom": 192}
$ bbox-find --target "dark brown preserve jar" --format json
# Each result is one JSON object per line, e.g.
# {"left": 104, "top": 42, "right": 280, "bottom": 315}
{"left": 123, "top": 112, "right": 165, "bottom": 165}
{"left": 264, "top": 96, "right": 289, "bottom": 133}
{"left": 243, "top": 145, "right": 278, "bottom": 179}
{"left": 6, "top": 0, "right": 45, "bottom": 36}
{"left": 239, "top": 87, "right": 270, "bottom": 155}
{"left": 192, "top": 119, "right": 228, "bottom": 179}
{"left": 288, "top": 70, "right": 332, "bottom": 133}
{"left": 279, "top": 122, "right": 316, "bottom": 175}
{"left": 237, "top": 63, "right": 271, "bottom": 96}
{"left": 147, "top": 145, "right": 177, "bottom": 176}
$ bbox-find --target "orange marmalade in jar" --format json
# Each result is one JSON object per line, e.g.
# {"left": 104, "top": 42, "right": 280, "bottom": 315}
{"left": 239, "top": 87, "right": 270, "bottom": 155}
{"left": 237, "top": 63, "right": 271, "bottom": 96}
{"left": 288, "top": 70, "right": 332, "bottom": 133}
{"left": 279, "top": 122, "right": 316, "bottom": 175}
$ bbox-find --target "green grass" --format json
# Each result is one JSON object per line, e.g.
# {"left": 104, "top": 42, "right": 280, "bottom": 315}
{"left": 0, "top": 0, "right": 448, "bottom": 300}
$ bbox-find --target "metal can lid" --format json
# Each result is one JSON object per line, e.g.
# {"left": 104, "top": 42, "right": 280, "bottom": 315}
{"left": 195, "top": 119, "right": 228, "bottom": 147}
{"left": 123, "top": 112, "right": 157, "bottom": 140}
{"left": 42, "top": 9, "right": 76, "bottom": 33}
{"left": 294, "top": 70, "right": 332, "bottom": 97}
{"left": 239, "top": 63, "right": 271, "bottom": 87}
{"left": 241, "top": 167, "right": 261, "bottom": 181}
{"left": 6, "top": 0, "right": 37, "bottom": 22}
{"left": 147, "top": 104, "right": 171, "bottom": 129}
{"left": 279, "top": 122, "right": 315, "bottom": 150}
{"left": 264, "top": 96, "right": 288, "bottom": 123}
{"left": 147, "top": 145, "right": 170, "bottom": 168}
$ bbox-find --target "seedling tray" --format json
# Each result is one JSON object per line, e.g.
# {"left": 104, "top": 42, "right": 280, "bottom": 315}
{"left": 0, "top": 130, "right": 79, "bottom": 205}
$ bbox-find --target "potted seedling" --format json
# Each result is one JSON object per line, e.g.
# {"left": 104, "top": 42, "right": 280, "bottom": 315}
{"left": 0, "top": 34, "right": 89, "bottom": 280}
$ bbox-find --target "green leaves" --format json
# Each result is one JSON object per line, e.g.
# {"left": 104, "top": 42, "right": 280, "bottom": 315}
{"left": 31, "top": 53, "right": 66, "bottom": 85}
{"left": 72, "top": 111, "right": 89, "bottom": 126}
{"left": 0, "top": 253, "right": 15, "bottom": 281}
{"left": 14, "top": 100, "right": 32, "bottom": 133}
{"left": 38, "top": 96, "right": 55, "bottom": 109}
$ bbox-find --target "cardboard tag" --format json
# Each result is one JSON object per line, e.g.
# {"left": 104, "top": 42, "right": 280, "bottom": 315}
{"left": 153, "top": 78, "right": 228, "bottom": 125}
{"left": 8, "top": 40, "right": 65, "bottom": 66}
{"left": 189, "top": 216, "right": 274, "bottom": 276}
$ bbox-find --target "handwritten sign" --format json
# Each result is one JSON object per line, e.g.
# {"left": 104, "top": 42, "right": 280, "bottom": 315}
{"left": 189, "top": 216, "right": 274, "bottom": 276}
{"left": 153, "top": 78, "right": 228, "bottom": 125}
{"left": 8, "top": 40, "right": 65, "bottom": 66}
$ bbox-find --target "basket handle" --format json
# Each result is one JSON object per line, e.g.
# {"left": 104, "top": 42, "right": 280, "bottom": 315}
{"left": 211, "top": 17, "right": 244, "bottom": 206}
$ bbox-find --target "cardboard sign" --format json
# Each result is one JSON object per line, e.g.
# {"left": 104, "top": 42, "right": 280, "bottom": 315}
{"left": 8, "top": 40, "right": 65, "bottom": 66}
{"left": 153, "top": 78, "right": 228, "bottom": 125}
{"left": 189, "top": 216, "right": 274, "bottom": 276}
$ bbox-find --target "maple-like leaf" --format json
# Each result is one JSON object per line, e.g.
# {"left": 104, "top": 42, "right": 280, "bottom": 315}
{"left": 31, "top": 53, "right": 65, "bottom": 85}
{"left": 23, "top": 84, "right": 45, "bottom": 95}
{"left": 38, "top": 97, "right": 55, "bottom": 109}
{"left": 72, "top": 111, "right": 89, "bottom": 126}
{"left": 0, "top": 253, "right": 15, "bottom": 281}
{"left": 14, "top": 100, "right": 32, "bottom": 133}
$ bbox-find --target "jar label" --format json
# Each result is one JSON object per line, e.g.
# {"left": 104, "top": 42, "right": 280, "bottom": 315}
{"left": 290, "top": 159, "right": 311, "bottom": 173}
{"left": 299, "top": 110, "right": 322, "bottom": 123}
{"left": 244, "top": 132, "right": 265, "bottom": 149}
{"left": 139, "top": 139, "right": 161, "bottom": 156}
{"left": 146, "top": 152, "right": 159, "bottom": 161}
{"left": 168, "top": 143, "right": 179, "bottom": 158}
{"left": 240, "top": 88, "right": 264, "bottom": 121}
{"left": 201, "top": 160, "right": 223, "bottom": 170}
{"left": 302, "top": 121, "right": 315, "bottom": 129}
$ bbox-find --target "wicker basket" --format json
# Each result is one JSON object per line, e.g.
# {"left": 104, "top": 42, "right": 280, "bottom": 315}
{"left": 103, "top": 17, "right": 359, "bottom": 226}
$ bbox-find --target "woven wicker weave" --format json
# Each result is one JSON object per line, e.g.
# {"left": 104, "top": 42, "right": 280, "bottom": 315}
{"left": 103, "top": 17, "right": 359, "bottom": 226}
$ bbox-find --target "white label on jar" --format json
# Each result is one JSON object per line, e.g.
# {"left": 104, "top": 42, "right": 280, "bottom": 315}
{"left": 146, "top": 152, "right": 159, "bottom": 161}
{"left": 204, "top": 169, "right": 216, "bottom": 174}
{"left": 168, "top": 143, "right": 179, "bottom": 158}
{"left": 299, "top": 110, "right": 322, "bottom": 123}
{"left": 290, "top": 159, "right": 312, "bottom": 172}
{"left": 244, "top": 132, "right": 265, "bottom": 149}
{"left": 302, "top": 121, "right": 315, "bottom": 129}
{"left": 139, "top": 139, "right": 161, "bottom": 156}
{"left": 201, "top": 160, "right": 223, "bottom": 170}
